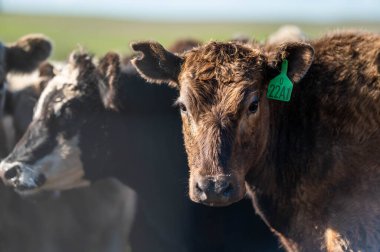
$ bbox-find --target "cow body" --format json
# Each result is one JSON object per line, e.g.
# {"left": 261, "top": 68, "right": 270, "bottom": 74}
{"left": 247, "top": 31, "right": 380, "bottom": 251}
{"left": 132, "top": 31, "right": 380, "bottom": 251}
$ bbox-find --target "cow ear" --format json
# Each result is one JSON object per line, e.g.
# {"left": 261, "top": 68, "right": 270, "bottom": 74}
{"left": 97, "top": 52, "right": 121, "bottom": 111}
{"left": 268, "top": 42, "right": 314, "bottom": 84}
{"left": 37, "top": 62, "right": 55, "bottom": 93}
{"left": 5, "top": 34, "right": 52, "bottom": 73}
{"left": 131, "top": 41, "right": 183, "bottom": 87}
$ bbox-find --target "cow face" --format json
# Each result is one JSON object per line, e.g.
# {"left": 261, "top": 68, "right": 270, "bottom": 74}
{"left": 132, "top": 41, "right": 313, "bottom": 206}
{"left": 0, "top": 51, "right": 121, "bottom": 194}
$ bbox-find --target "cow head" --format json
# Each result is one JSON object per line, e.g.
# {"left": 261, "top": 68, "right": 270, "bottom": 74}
{"left": 0, "top": 34, "right": 52, "bottom": 118}
{"left": 132, "top": 41, "right": 314, "bottom": 206}
{"left": 0, "top": 51, "right": 121, "bottom": 194}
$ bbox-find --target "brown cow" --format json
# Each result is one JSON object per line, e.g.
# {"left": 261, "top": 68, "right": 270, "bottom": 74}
{"left": 131, "top": 30, "right": 380, "bottom": 251}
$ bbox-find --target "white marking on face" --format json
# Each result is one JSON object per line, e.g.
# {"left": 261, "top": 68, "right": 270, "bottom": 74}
{"left": 0, "top": 134, "right": 90, "bottom": 193}
{"left": 33, "top": 63, "right": 82, "bottom": 120}
{"left": 37, "top": 134, "right": 89, "bottom": 190}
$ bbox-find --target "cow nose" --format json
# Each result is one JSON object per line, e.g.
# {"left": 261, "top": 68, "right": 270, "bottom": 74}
{"left": 4, "top": 165, "right": 21, "bottom": 180}
{"left": 195, "top": 176, "right": 234, "bottom": 202}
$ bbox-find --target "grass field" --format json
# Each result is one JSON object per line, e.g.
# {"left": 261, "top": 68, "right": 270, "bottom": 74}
{"left": 1, "top": 13, "right": 380, "bottom": 60}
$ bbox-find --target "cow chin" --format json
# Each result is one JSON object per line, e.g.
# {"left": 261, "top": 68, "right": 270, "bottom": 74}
{"left": 0, "top": 135, "right": 90, "bottom": 194}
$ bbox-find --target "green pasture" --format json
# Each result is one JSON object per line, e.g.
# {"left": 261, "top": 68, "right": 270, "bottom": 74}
{"left": 1, "top": 13, "right": 380, "bottom": 60}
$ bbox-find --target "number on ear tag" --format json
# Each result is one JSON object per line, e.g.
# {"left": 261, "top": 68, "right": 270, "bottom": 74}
{"left": 267, "top": 60, "right": 293, "bottom": 102}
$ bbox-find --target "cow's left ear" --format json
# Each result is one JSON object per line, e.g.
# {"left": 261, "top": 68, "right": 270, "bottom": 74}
{"left": 5, "top": 34, "right": 52, "bottom": 73}
{"left": 96, "top": 52, "right": 121, "bottom": 111}
{"left": 268, "top": 42, "right": 314, "bottom": 84}
{"left": 131, "top": 41, "right": 183, "bottom": 88}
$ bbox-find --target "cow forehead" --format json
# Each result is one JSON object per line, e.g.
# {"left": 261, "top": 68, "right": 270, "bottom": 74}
{"left": 182, "top": 41, "right": 263, "bottom": 74}
{"left": 178, "top": 43, "right": 263, "bottom": 116}
{"left": 180, "top": 42, "right": 264, "bottom": 96}
{"left": 33, "top": 64, "right": 82, "bottom": 120}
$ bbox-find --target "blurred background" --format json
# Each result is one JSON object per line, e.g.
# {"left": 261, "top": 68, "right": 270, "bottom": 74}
{"left": 1, "top": 0, "right": 380, "bottom": 59}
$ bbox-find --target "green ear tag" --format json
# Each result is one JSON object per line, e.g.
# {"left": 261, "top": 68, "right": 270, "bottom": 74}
{"left": 267, "top": 60, "right": 293, "bottom": 102}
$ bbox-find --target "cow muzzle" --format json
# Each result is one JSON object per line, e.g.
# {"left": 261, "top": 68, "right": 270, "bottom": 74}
{"left": 190, "top": 174, "right": 245, "bottom": 206}
{"left": 0, "top": 161, "right": 46, "bottom": 193}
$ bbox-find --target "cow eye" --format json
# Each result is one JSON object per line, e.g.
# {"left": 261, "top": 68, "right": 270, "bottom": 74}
{"left": 178, "top": 102, "right": 187, "bottom": 113}
{"left": 248, "top": 96, "right": 259, "bottom": 114}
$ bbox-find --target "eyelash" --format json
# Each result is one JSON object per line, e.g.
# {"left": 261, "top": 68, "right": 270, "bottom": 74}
{"left": 175, "top": 101, "right": 187, "bottom": 113}
{"left": 247, "top": 94, "right": 259, "bottom": 114}
{"left": 248, "top": 100, "right": 259, "bottom": 113}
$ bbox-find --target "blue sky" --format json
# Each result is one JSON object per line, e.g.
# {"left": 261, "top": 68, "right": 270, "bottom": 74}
{"left": 2, "top": 0, "right": 380, "bottom": 22}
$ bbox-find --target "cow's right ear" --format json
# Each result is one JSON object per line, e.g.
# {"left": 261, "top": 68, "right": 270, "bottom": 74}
{"left": 131, "top": 41, "right": 183, "bottom": 87}
{"left": 5, "top": 34, "right": 52, "bottom": 73}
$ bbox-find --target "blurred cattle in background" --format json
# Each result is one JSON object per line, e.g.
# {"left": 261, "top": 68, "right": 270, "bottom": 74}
{"left": 0, "top": 34, "right": 52, "bottom": 157}
{"left": 168, "top": 39, "right": 202, "bottom": 54}
{"left": 266, "top": 25, "right": 307, "bottom": 45}
{"left": 5, "top": 62, "right": 55, "bottom": 143}
{"left": 0, "top": 179, "right": 136, "bottom": 252}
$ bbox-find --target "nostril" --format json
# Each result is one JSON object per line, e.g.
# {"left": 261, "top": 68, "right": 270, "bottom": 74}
{"left": 222, "top": 183, "right": 234, "bottom": 197}
{"left": 35, "top": 173, "right": 46, "bottom": 187}
{"left": 4, "top": 166, "right": 21, "bottom": 180}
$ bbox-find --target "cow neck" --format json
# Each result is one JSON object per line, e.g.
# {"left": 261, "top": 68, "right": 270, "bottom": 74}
{"left": 245, "top": 69, "right": 323, "bottom": 233}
